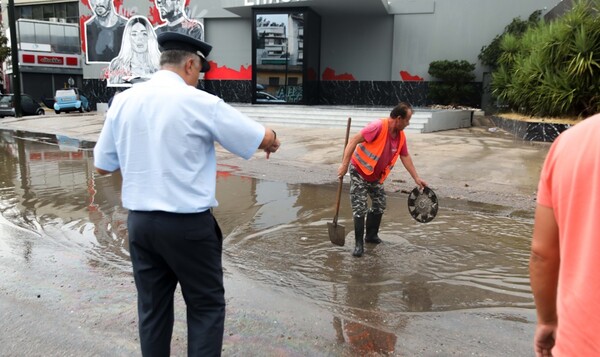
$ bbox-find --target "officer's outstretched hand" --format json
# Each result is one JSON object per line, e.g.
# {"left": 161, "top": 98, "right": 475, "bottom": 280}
{"left": 265, "top": 139, "right": 280, "bottom": 159}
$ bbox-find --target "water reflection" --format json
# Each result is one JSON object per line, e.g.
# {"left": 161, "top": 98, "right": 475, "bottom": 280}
{"left": 0, "top": 130, "right": 535, "bottom": 353}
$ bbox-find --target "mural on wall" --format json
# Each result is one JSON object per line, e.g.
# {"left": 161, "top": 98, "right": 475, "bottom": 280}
{"left": 81, "top": 0, "right": 204, "bottom": 87}
{"left": 106, "top": 16, "right": 161, "bottom": 86}
{"left": 85, "top": 0, "right": 128, "bottom": 63}
{"left": 154, "top": 0, "right": 204, "bottom": 38}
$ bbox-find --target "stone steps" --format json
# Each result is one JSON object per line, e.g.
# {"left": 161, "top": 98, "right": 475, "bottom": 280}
{"left": 231, "top": 104, "right": 430, "bottom": 133}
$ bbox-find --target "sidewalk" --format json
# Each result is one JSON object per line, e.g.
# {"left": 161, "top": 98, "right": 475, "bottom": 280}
{"left": 0, "top": 111, "right": 551, "bottom": 213}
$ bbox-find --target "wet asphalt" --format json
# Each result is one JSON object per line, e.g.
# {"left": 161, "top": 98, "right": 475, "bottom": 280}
{"left": 0, "top": 110, "right": 551, "bottom": 356}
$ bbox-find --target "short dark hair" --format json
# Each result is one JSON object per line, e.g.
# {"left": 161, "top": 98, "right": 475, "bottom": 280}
{"left": 390, "top": 102, "right": 413, "bottom": 119}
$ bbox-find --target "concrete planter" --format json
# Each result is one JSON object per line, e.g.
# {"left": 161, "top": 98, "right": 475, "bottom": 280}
{"left": 491, "top": 114, "right": 577, "bottom": 142}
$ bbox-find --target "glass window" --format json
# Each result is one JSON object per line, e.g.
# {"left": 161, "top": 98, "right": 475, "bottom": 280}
{"left": 49, "top": 24, "right": 66, "bottom": 52}
{"left": 255, "top": 11, "right": 304, "bottom": 104}
{"left": 35, "top": 23, "right": 51, "bottom": 44}
{"left": 54, "top": 3, "right": 67, "bottom": 19}
{"left": 66, "top": 3, "right": 78, "bottom": 23}
{"left": 19, "top": 6, "right": 33, "bottom": 20}
{"left": 65, "top": 26, "right": 80, "bottom": 53}
{"left": 17, "top": 21, "right": 36, "bottom": 43}
{"left": 32, "top": 6, "right": 43, "bottom": 20}
{"left": 43, "top": 4, "right": 54, "bottom": 20}
{"left": 269, "top": 77, "right": 279, "bottom": 86}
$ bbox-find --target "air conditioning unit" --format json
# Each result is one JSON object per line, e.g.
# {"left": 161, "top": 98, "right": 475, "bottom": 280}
{"left": 58, "top": 18, "right": 66, "bottom": 23}
{"left": 49, "top": 17, "right": 58, "bottom": 22}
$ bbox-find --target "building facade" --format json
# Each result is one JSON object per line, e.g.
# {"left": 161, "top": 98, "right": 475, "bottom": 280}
{"left": 2, "top": 1, "right": 82, "bottom": 103}
{"left": 3, "top": 0, "right": 562, "bottom": 108}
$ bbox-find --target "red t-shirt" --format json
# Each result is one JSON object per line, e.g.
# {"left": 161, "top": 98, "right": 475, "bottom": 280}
{"left": 351, "top": 120, "right": 408, "bottom": 182}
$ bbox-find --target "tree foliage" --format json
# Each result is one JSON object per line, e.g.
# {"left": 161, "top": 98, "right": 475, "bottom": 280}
{"left": 478, "top": 10, "right": 541, "bottom": 69}
{"left": 0, "top": 31, "right": 10, "bottom": 68}
{"left": 491, "top": 0, "right": 600, "bottom": 117}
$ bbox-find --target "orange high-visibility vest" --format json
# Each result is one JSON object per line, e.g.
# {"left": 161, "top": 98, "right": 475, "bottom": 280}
{"left": 353, "top": 119, "right": 405, "bottom": 183}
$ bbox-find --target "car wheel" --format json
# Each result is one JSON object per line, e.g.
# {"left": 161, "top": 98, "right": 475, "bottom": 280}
{"left": 36, "top": 108, "right": 45, "bottom": 115}
{"left": 79, "top": 106, "right": 84, "bottom": 113}
{"left": 55, "top": 110, "right": 60, "bottom": 114}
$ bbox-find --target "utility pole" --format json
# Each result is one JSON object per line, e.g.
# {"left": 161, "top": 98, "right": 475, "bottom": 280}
{"left": 7, "top": 0, "right": 21, "bottom": 117}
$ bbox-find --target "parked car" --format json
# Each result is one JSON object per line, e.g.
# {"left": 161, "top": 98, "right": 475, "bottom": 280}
{"left": 0, "top": 94, "right": 45, "bottom": 118}
{"left": 256, "top": 91, "right": 286, "bottom": 103}
{"left": 53, "top": 88, "right": 91, "bottom": 114}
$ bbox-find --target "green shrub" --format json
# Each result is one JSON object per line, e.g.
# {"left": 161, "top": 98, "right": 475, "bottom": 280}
{"left": 428, "top": 60, "right": 476, "bottom": 106}
{"left": 491, "top": 0, "right": 600, "bottom": 117}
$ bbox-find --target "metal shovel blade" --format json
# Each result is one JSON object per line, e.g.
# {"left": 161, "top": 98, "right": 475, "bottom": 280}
{"left": 327, "top": 221, "right": 345, "bottom": 246}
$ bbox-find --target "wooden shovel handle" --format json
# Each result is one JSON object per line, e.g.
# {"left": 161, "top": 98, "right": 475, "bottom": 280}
{"left": 333, "top": 117, "right": 352, "bottom": 224}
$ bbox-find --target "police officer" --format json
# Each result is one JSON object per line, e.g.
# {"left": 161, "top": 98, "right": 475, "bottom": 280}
{"left": 337, "top": 102, "right": 427, "bottom": 257}
{"left": 94, "top": 31, "right": 280, "bottom": 356}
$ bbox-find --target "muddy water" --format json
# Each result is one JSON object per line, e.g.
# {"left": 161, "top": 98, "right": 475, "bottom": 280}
{"left": 0, "top": 130, "right": 535, "bottom": 354}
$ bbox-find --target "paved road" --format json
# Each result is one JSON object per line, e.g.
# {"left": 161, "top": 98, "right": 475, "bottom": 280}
{"left": 0, "top": 111, "right": 551, "bottom": 356}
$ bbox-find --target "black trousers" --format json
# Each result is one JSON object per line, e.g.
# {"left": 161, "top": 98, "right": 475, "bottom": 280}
{"left": 128, "top": 210, "right": 224, "bottom": 357}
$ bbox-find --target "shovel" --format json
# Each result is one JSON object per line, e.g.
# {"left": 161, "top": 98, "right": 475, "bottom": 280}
{"left": 328, "top": 117, "right": 352, "bottom": 246}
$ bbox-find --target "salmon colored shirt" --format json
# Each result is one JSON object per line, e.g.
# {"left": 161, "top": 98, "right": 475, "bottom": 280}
{"left": 536, "top": 113, "right": 600, "bottom": 356}
{"left": 351, "top": 119, "right": 408, "bottom": 182}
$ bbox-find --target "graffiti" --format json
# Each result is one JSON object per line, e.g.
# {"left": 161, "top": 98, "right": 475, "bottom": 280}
{"left": 276, "top": 85, "right": 302, "bottom": 102}
{"left": 400, "top": 70, "right": 423, "bottom": 81}
{"left": 204, "top": 62, "right": 252, "bottom": 80}
{"left": 322, "top": 67, "right": 355, "bottom": 81}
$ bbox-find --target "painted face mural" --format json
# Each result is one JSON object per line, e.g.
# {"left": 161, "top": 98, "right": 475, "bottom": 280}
{"left": 156, "top": 0, "right": 180, "bottom": 22}
{"left": 106, "top": 16, "right": 161, "bottom": 86}
{"left": 82, "top": 0, "right": 207, "bottom": 87}
{"left": 91, "top": 0, "right": 113, "bottom": 18}
{"left": 130, "top": 22, "right": 149, "bottom": 54}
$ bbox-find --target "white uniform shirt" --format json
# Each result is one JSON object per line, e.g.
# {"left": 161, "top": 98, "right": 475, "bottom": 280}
{"left": 94, "top": 70, "right": 265, "bottom": 213}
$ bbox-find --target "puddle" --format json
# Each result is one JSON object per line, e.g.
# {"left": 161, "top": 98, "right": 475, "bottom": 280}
{"left": 0, "top": 130, "right": 536, "bottom": 354}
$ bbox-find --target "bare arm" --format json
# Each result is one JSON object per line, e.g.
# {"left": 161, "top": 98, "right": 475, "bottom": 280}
{"left": 399, "top": 154, "right": 427, "bottom": 189}
{"left": 529, "top": 204, "right": 560, "bottom": 357}
{"left": 258, "top": 128, "right": 281, "bottom": 159}
{"left": 337, "top": 132, "right": 364, "bottom": 177}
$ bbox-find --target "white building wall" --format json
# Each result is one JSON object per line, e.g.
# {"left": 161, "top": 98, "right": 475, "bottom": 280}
{"left": 320, "top": 15, "right": 394, "bottom": 81}
{"left": 390, "top": 0, "right": 561, "bottom": 81}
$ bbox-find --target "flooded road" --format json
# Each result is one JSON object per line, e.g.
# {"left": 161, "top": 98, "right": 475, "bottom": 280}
{"left": 0, "top": 130, "right": 537, "bottom": 356}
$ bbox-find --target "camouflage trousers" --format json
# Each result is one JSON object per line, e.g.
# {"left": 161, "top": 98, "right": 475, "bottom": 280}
{"left": 349, "top": 165, "right": 386, "bottom": 218}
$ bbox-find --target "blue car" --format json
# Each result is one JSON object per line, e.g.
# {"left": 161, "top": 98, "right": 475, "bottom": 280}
{"left": 53, "top": 88, "right": 91, "bottom": 114}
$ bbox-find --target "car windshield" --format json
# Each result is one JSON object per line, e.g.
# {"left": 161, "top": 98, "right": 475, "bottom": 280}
{"left": 56, "top": 89, "right": 76, "bottom": 97}
{"left": 0, "top": 95, "right": 13, "bottom": 104}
